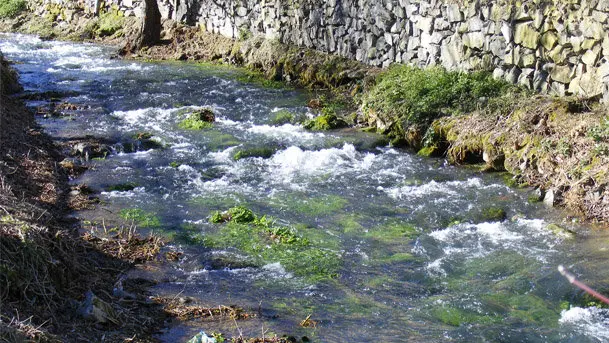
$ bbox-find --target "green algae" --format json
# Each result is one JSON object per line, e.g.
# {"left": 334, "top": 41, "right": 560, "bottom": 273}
{"left": 203, "top": 130, "right": 242, "bottom": 151}
{"left": 119, "top": 208, "right": 161, "bottom": 228}
{"left": 303, "top": 111, "right": 348, "bottom": 131}
{"left": 269, "top": 109, "right": 299, "bottom": 125}
{"left": 106, "top": 182, "right": 138, "bottom": 192}
{"left": 232, "top": 146, "right": 277, "bottom": 161}
{"left": 431, "top": 305, "right": 499, "bottom": 327}
{"left": 204, "top": 207, "right": 341, "bottom": 282}
{"left": 477, "top": 206, "right": 507, "bottom": 222}
{"left": 364, "top": 221, "right": 419, "bottom": 244}
{"left": 271, "top": 194, "right": 348, "bottom": 217}
{"left": 178, "top": 109, "right": 215, "bottom": 130}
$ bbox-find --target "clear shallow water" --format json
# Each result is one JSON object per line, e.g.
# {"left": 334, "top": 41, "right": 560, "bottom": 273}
{"left": 2, "top": 33, "right": 609, "bottom": 343}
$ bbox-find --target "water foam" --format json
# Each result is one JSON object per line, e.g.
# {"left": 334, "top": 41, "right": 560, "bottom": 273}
{"left": 559, "top": 307, "right": 609, "bottom": 341}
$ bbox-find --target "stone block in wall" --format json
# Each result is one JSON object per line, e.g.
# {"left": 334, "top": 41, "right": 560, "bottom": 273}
{"left": 582, "top": 47, "right": 600, "bottom": 66}
{"left": 489, "top": 37, "right": 506, "bottom": 58}
{"left": 547, "top": 45, "right": 569, "bottom": 64}
{"left": 541, "top": 31, "right": 558, "bottom": 50}
{"left": 501, "top": 22, "right": 512, "bottom": 43}
{"left": 463, "top": 32, "right": 485, "bottom": 49}
{"left": 505, "top": 66, "right": 521, "bottom": 84}
{"left": 414, "top": 16, "right": 434, "bottom": 34}
{"left": 444, "top": 4, "right": 462, "bottom": 23}
{"left": 549, "top": 81, "right": 566, "bottom": 96}
{"left": 467, "top": 17, "right": 484, "bottom": 32}
{"left": 592, "top": 10, "right": 608, "bottom": 23}
{"left": 533, "top": 69, "right": 549, "bottom": 92}
{"left": 521, "top": 51, "right": 536, "bottom": 68}
{"left": 582, "top": 17, "right": 604, "bottom": 40}
{"left": 518, "top": 68, "right": 534, "bottom": 89}
{"left": 434, "top": 17, "right": 450, "bottom": 31}
{"left": 504, "top": 46, "right": 520, "bottom": 66}
{"left": 568, "top": 70, "right": 604, "bottom": 97}
{"left": 603, "top": 37, "right": 609, "bottom": 56}
{"left": 440, "top": 34, "right": 463, "bottom": 70}
{"left": 550, "top": 64, "right": 573, "bottom": 84}
{"left": 514, "top": 23, "right": 539, "bottom": 50}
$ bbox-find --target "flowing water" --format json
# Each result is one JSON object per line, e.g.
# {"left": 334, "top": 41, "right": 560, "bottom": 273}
{"left": 2, "top": 33, "right": 609, "bottom": 343}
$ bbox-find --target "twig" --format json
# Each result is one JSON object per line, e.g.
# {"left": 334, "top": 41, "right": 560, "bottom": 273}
{"left": 558, "top": 265, "right": 609, "bottom": 305}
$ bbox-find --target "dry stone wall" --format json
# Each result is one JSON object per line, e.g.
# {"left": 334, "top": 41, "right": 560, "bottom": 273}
{"left": 48, "top": 0, "right": 609, "bottom": 100}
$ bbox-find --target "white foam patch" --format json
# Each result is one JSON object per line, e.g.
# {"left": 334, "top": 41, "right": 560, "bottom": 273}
{"left": 422, "top": 219, "right": 561, "bottom": 277}
{"left": 101, "top": 186, "right": 147, "bottom": 198}
{"left": 111, "top": 107, "right": 174, "bottom": 131}
{"left": 559, "top": 307, "right": 609, "bottom": 341}
{"left": 246, "top": 123, "right": 323, "bottom": 144}
{"left": 386, "top": 178, "right": 502, "bottom": 200}
{"left": 266, "top": 144, "right": 376, "bottom": 182}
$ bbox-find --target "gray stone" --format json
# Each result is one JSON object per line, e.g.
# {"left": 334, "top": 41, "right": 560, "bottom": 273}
{"left": 414, "top": 16, "right": 434, "bottom": 34}
{"left": 493, "top": 67, "right": 506, "bottom": 80}
{"left": 440, "top": 35, "right": 464, "bottom": 70}
{"left": 582, "top": 48, "right": 600, "bottom": 66}
{"left": 568, "top": 70, "right": 604, "bottom": 97}
{"left": 445, "top": 4, "right": 462, "bottom": 22}
{"left": 505, "top": 66, "right": 522, "bottom": 84}
{"left": 489, "top": 38, "right": 506, "bottom": 58}
{"left": 582, "top": 18, "right": 604, "bottom": 40}
{"left": 549, "top": 81, "right": 566, "bottom": 96}
{"left": 551, "top": 65, "right": 573, "bottom": 84}
{"left": 236, "top": 6, "right": 248, "bottom": 17}
{"left": 514, "top": 23, "right": 539, "bottom": 49}
{"left": 468, "top": 17, "right": 484, "bottom": 32}
{"left": 462, "top": 32, "right": 485, "bottom": 49}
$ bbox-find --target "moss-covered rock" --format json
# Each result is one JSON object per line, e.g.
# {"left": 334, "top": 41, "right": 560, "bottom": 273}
{"left": 178, "top": 108, "right": 215, "bottom": 130}
{"left": 232, "top": 145, "right": 278, "bottom": 161}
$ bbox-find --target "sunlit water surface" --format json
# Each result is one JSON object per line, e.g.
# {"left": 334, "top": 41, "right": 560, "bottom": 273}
{"left": 2, "top": 33, "right": 609, "bottom": 343}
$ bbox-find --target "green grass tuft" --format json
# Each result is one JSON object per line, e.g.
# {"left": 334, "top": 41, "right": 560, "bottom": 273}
{"left": 361, "top": 65, "right": 512, "bottom": 136}
{"left": 0, "top": 0, "right": 26, "bottom": 19}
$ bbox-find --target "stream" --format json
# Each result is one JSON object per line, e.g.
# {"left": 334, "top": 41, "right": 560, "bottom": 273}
{"left": 2, "top": 33, "right": 609, "bottom": 343}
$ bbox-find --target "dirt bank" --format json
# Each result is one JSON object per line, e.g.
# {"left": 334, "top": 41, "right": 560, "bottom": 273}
{"left": 0, "top": 51, "right": 167, "bottom": 342}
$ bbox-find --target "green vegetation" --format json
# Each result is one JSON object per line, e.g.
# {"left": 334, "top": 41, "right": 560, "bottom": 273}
{"left": 303, "top": 99, "right": 349, "bottom": 131}
{"left": 205, "top": 207, "right": 341, "bottom": 282}
{"left": 178, "top": 109, "right": 215, "bottom": 130}
{"left": 119, "top": 208, "right": 161, "bottom": 228}
{"left": 272, "top": 194, "right": 348, "bottom": 217}
{"left": 269, "top": 109, "right": 296, "bottom": 125}
{"left": 364, "top": 221, "right": 419, "bottom": 244}
{"left": 96, "top": 8, "right": 125, "bottom": 37}
{"left": 361, "top": 65, "right": 511, "bottom": 141}
{"left": 232, "top": 146, "right": 277, "bottom": 160}
{"left": 0, "top": 0, "right": 26, "bottom": 18}
{"left": 478, "top": 206, "right": 507, "bottom": 222}
{"left": 106, "top": 182, "right": 138, "bottom": 192}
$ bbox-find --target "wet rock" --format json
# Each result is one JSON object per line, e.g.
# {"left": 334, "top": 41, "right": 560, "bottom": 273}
{"left": 69, "top": 141, "right": 111, "bottom": 160}
{"left": 77, "top": 291, "right": 119, "bottom": 324}
{"left": 543, "top": 188, "right": 555, "bottom": 207}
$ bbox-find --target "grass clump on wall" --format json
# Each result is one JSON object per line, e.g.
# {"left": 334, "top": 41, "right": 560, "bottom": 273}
{"left": 361, "top": 65, "right": 511, "bottom": 143}
{"left": 0, "top": 0, "right": 26, "bottom": 18}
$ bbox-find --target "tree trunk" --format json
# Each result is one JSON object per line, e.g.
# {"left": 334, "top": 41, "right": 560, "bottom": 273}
{"left": 138, "top": 0, "right": 162, "bottom": 49}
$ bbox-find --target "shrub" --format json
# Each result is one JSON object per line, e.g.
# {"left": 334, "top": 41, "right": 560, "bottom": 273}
{"left": 0, "top": 0, "right": 26, "bottom": 19}
{"left": 361, "top": 65, "right": 511, "bottom": 132}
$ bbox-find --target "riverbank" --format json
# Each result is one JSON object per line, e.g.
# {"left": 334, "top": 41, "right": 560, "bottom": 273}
{"left": 2, "top": 8, "right": 609, "bottom": 225}
{"left": 0, "top": 52, "right": 168, "bottom": 341}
